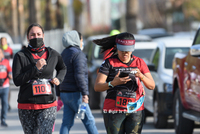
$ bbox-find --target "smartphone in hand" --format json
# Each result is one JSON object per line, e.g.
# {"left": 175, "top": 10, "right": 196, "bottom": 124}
{"left": 119, "top": 72, "right": 129, "bottom": 78}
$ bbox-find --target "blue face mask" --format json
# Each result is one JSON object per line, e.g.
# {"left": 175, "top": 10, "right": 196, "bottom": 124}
{"left": 127, "top": 96, "right": 145, "bottom": 113}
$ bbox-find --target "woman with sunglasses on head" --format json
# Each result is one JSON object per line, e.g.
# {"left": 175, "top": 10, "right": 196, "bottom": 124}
{"left": 94, "top": 32, "right": 155, "bottom": 134}
{"left": 12, "top": 23, "right": 66, "bottom": 134}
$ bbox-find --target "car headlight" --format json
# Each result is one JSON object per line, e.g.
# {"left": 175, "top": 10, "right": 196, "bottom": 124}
{"left": 163, "top": 83, "right": 172, "bottom": 92}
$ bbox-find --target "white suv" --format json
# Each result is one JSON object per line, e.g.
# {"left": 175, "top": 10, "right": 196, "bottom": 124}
{"left": 144, "top": 36, "right": 193, "bottom": 128}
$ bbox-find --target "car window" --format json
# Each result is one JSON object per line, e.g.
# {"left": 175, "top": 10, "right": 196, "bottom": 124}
{"left": 165, "top": 47, "right": 189, "bottom": 69}
{"left": 152, "top": 48, "right": 160, "bottom": 70}
{"left": 94, "top": 45, "right": 103, "bottom": 59}
{"left": 83, "top": 41, "right": 93, "bottom": 61}
{"left": 83, "top": 42, "right": 89, "bottom": 53}
{"left": 132, "top": 49, "right": 154, "bottom": 62}
{"left": 193, "top": 30, "right": 200, "bottom": 45}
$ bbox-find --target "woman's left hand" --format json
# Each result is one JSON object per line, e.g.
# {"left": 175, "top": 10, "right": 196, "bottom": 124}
{"left": 131, "top": 68, "right": 144, "bottom": 79}
{"left": 51, "top": 77, "right": 60, "bottom": 86}
{"left": 132, "top": 68, "right": 155, "bottom": 90}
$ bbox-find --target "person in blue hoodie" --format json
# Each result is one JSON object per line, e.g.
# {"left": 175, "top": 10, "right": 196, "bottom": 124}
{"left": 58, "top": 30, "right": 98, "bottom": 134}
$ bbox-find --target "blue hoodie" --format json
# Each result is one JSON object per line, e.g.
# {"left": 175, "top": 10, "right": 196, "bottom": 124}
{"left": 58, "top": 30, "right": 89, "bottom": 96}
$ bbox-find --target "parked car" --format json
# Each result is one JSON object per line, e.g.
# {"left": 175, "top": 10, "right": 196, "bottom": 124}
{"left": 83, "top": 34, "right": 155, "bottom": 109}
{"left": 144, "top": 36, "right": 193, "bottom": 128}
{"left": 83, "top": 34, "right": 108, "bottom": 109}
{"left": 174, "top": 31, "right": 196, "bottom": 39}
{"left": 137, "top": 28, "right": 173, "bottom": 39}
{"left": 133, "top": 42, "right": 157, "bottom": 64}
{"left": 9, "top": 43, "right": 22, "bottom": 67}
{"left": 172, "top": 28, "right": 200, "bottom": 134}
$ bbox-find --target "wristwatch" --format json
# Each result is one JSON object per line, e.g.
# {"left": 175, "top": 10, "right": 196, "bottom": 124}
{"left": 108, "top": 81, "right": 114, "bottom": 88}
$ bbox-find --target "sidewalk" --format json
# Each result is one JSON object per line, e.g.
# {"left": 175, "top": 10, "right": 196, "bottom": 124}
{"left": 0, "top": 85, "right": 106, "bottom": 134}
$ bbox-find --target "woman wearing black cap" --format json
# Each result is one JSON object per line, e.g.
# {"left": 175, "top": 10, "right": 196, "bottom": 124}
{"left": 12, "top": 23, "right": 66, "bottom": 134}
{"left": 94, "top": 32, "right": 155, "bottom": 134}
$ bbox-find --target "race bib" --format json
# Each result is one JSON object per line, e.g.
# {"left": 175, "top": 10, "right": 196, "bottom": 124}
{"left": 116, "top": 89, "right": 136, "bottom": 109}
{"left": 32, "top": 79, "right": 52, "bottom": 96}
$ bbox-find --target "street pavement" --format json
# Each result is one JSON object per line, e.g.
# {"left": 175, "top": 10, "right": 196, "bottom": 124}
{"left": 1, "top": 85, "right": 200, "bottom": 134}
{"left": 0, "top": 85, "right": 107, "bottom": 134}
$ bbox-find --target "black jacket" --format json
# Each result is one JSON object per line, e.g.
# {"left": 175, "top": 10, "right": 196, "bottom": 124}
{"left": 12, "top": 47, "right": 66, "bottom": 104}
{"left": 58, "top": 46, "right": 89, "bottom": 96}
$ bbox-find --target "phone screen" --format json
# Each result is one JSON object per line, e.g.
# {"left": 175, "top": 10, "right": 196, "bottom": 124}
{"left": 119, "top": 72, "right": 129, "bottom": 78}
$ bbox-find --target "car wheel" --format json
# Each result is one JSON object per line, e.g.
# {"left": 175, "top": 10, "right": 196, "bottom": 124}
{"left": 173, "top": 89, "right": 194, "bottom": 134}
{"left": 153, "top": 98, "right": 168, "bottom": 128}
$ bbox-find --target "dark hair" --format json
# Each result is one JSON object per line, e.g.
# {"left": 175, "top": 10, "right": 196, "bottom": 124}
{"left": 93, "top": 32, "right": 134, "bottom": 56}
{"left": 77, "top": 32, "right": 82, "bottom": 40}
{"left": 26, "top": 23, "right": 44, "bottom": 37}
{"left": 117, "top": 32, "right": 134, "bottom": 40}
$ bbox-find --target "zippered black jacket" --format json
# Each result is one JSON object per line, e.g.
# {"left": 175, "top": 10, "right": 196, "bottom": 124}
{"left": 12, "top": 47, "right": 66, "bottom": 104}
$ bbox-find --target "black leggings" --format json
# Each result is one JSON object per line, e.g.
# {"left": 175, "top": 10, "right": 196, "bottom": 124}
{"left": 103, "top": 110, "right": 144, "bottom": 134}
{"left": 18, "top": 107, "right": 56, "bottom": 134}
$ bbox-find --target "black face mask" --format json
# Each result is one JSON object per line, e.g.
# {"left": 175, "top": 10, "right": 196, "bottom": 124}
{"left": 29, "top": 38, "right": 44, "bottom": 48}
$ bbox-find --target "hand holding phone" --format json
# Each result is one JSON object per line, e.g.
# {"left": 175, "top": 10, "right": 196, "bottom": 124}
{"left": 130, "top": 70, "right": 137, "bottom": 74}
{"left": 119, "top": 72, "right": 129, "bottom": 78}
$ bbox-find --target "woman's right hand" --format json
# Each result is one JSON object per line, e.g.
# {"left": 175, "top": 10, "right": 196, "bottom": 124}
{"left": 111, "top": 71, "right": 132, "bottom": 86}
{"left": 94, "top": 71, "right": 131, "bottom": 92}
{"left": 82, "top": 95, "right": 89, "bottom": 103}
{"left": 35, "top": 58, "right": 47, "bottom": 70}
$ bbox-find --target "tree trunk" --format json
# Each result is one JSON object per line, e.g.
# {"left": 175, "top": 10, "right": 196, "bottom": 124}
{"left": 35, "top": 0, "right": 41, "bottom": 25}
{"left": 45, "top": 0, "right": 52, "bottom": 30}
{"left": 74, "top": 15, "right": 80, "bottom": 31}
{"left": 18, "top": 0, "right": 25, "bottom": 43}
{"left": 56, "top": 0, "right": 63, "bottom": 29}
{"left": 29, "top": 0, "right": 37, "bottom": 24}
{"left": 73, "top": 0, "right": 83, "bottom": 31}
{"left": 126, "top": 0, "right": 138, "bottom": 33}
{"left": 11, "top": 0, "right": 18, "bottom": 43}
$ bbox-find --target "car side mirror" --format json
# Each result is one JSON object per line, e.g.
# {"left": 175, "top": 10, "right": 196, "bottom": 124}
{"left": 190, "top": 44, "right": 200, "bottom": 57}
{"left": 147, "top": 63, "right": 156, "bottom": 72}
